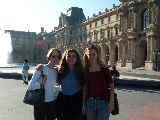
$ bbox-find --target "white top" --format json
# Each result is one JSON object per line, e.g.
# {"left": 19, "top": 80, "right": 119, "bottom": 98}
{"left": 22, "top": 63, "right": 29, "bottom": 72}
{"left": 28, "top": 65, "right": 57, "bottom": 102}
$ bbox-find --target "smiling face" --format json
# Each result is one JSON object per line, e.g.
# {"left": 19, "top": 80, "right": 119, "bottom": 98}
{"left": 49, "top": 51, "right": 60, "bottom": 65}
{"left": 66, "top": 52, "right": 77, "bottom": 66}
{"left": 88, "top": 49, "right": 98, "bottom": 64}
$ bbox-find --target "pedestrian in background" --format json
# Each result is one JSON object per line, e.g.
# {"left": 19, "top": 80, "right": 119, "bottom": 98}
{"left": 111, "top": 66, "right": 120, "bottom": 80}
{"left": 22, "top": 59, "right": 29, "bottom": 84}
{"left": 28, "top": 48, "right": 61, "bottom": 120}
{"left": 82, "top": 45, "right": 114, "bottom": 120}
{"left": 56, "top": 49, "right": 86, "bottom": 120}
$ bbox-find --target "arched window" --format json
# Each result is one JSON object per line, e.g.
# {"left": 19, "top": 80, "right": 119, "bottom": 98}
{"left": 141, "top": 9, "right": 148, "bottom": 30}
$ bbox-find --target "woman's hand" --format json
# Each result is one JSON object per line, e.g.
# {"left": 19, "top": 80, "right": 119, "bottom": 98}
{"left": 82, "top": 105, "right": 85, "bottom": 115}
{"left": 40, "top": 75, "right": 47, "bottom": 86}
{"left": 107, "top": 102, "right": 114, "bottom": 113}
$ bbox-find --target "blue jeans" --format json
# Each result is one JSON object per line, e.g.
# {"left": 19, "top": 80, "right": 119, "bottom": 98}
{"left": 85, "top": 97, "right": 110, "bottom": 120}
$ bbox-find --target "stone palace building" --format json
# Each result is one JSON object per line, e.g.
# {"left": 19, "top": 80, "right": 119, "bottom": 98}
{"left": 5, "top": 28, "right": 56, "bottom": 64}
{"left": 54, "top": 0, "right": 160, "bottom": 70}
{"left": 3, "top": 0, "right": 160, "bottom": 71}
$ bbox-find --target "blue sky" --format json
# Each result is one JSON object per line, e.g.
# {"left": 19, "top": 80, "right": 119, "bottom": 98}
{"left": 0, "top": 0, "right": 121, "bottom": 33}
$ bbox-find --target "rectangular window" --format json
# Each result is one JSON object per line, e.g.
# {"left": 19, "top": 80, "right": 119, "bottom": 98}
{"left": 116, "top": 28, "right": 118, "bottom": 36}
{"left": 95, "top": 21, "right": 97, "bottom": 27}
{"left": 116, "top": 14, "right": 119, "bottom": 20}
{"left": 101, "top": 19, "right": 104, "bottom": 25}
{"left": 34, "top": 54, "right": 36, "bottom": 60}
{"left": 85, "top": 36, "right": 87, "bottom": 41}
{"left": 80, "top": 36, "right": 82, "bottom": 42}
{"left": 69, "top": 39, "right": 72, "bottom": 45}
{"left": 85, "top": 26, "right": 87, "bottom": 30}
{"left": 111, "top": 29, "right": 113, "bottom": 38}
{"left": 48, "top": 44, "right": 50, "bottom": 49}
{"left": 90, "top": 23, "right": 92, "bottom": 28}
{"left": 80, "top": 27, "right": 82, "bottom": 32}
{"left": 70, "top": 30, "right": 72, "bottom": 34}
{"left": 108, "top": 16, "right": 111, "bottom": 22}
{"left": 108, "top": 30, "right": 110, "bottom": 38}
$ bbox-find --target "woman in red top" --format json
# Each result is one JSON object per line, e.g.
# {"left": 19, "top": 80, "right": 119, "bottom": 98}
{"left": 82, "top": 45, "right": 114, "bottom": 120}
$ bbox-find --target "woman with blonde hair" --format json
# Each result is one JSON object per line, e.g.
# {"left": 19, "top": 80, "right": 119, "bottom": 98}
{"left": 82, "top": 45, "right": 114, "bottom": 120}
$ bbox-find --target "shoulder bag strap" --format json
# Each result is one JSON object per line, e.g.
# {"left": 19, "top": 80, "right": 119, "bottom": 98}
{"left": 101, "top": 67, "right": 109, "bottom": 87}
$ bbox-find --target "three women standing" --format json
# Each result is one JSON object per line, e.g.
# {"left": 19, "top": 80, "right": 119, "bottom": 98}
{"left": 27, "top": 46, "right": 114, "bottom": 120}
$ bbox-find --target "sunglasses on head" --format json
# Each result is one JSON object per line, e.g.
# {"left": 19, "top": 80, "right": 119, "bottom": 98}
{"left": 52, "top": 55, "right": 60, "bottom": 59}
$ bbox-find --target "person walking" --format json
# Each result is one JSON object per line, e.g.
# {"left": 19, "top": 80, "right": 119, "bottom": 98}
{"left": 56, "top": 49, "right": 86, "bottom": 120}
{"left": 82, "top": 45, "right": 114, "bottom": 120}
{"left": 28, "top": 48, "right": 61, "bottom": 120}
{"left": 22, "top": 59, "right": 29, "bottom": 84}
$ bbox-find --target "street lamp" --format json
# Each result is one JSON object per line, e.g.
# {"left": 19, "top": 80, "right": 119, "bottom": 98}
{"left": 106, "top": 53, "right": 110, "bottom": 66}
{"left": 153, "top": 49, "right": 160, "bottom": 71}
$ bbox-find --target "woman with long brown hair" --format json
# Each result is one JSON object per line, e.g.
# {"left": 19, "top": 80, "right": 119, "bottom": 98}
{"left": 82, "top": 45, "right": 114, "bottom": 120}
{"left": 56, "top": 49, "right": 85, "bottom": 120}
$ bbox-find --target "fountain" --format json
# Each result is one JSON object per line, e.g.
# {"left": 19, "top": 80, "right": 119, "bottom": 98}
{"left": 0, "top": 30, "right": 13, "bottom": 67}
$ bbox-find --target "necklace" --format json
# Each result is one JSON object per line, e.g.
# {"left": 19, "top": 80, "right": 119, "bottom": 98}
{"left": 89, "top": 65, "right": 100, "bottom": 72}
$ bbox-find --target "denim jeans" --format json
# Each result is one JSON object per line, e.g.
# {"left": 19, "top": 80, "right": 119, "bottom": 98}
{"left": 85, "top": 97, "right": 110, "bottom": 120}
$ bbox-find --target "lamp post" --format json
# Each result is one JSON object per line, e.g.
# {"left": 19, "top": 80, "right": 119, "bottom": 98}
{"left": 153, "top": 50, "right": 160, "bottom": 71}
{"left": 106, "top": 53, "right": 110, "bottom": 66}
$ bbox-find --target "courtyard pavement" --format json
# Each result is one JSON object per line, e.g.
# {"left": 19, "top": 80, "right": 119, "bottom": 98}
{"left": 0, "top": 65, "right": 159, "bottom": 88}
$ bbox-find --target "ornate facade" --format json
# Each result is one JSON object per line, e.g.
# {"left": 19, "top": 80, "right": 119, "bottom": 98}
{"left": 54, "top": 0, "right": 160, "bottom": 70}
{"left": 5, "top": 28, "right": 56, "bottom": 64}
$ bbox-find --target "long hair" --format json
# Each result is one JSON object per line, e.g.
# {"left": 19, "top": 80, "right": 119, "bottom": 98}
{"left": 83, "top": 45, "right": 104, "bottom": 67}
{"left": 57, "top": 49, "right": 85, "bottom": 88}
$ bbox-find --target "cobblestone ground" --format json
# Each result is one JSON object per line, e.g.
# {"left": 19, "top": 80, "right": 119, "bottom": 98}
{"left": 0, "top": 78, "right": 33, "bottom": 120}
{"left": 110, "top": 86, "right": 160, "bottom": 120}
{"left": 0, "top": 78, "right": 160, "bottom": 120}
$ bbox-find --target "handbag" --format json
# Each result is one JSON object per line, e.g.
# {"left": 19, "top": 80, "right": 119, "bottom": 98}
{"left": 23, "top": 71, "right": 45, "bottom": 107}
{"left": 101, "top": 67, "right": 119, "bottom": 115}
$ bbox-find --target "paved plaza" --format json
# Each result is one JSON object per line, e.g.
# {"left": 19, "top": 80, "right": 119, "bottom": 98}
{"left": 0, "top": 77, "right": 160, "bottom": 120}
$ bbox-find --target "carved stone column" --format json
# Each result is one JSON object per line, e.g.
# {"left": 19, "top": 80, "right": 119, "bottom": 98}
{"left": 119, "top": 14, "right": 122, "bottom": 32}
{"left": 157, "top": 1, "right": 160, "bottom": 25}
{"left": 152, "top": 2, "right": 156, "bottom": 24}
{"left": 131, "top": 39, "right": 135, "bottom": 61}
{"left": 135, "top": 41, "right": 138, "bottom": 63}
{"left": 131, "top": 9, "right": 134, "bottom": 29}
{"left": 118, "top": 42, "right": 121, "bottom": 61}
{"left": 150, "top": 36, "right": 155, "bottom": 61}
{"left": 134, "top": 9, "right": 137, "bottom": 29}
{"left": 100, "top": 44, "right": 105, "bottom": 62}
{"left": 127, "top": 40, "right": 131, "bottom": 61}
{"left": 126, "top": 16, "right": 129, "bottom": 30}
{"left": 126, "top": 39, "right": 136, "bottom": 69}
{"left": 147, "top": 36, "right": 150, "bottom": 61}
{"left": 121, "top": 15, "right": 124, "bottom": 32}
{"left": 116, "top": 41, "right": 122, "bottom": 68}
{"left": 108, "top": 43, "right": 113, "bottom": 66}
{"left": 129, "top": 10, "right": 131, "bottom": 29}
{"left": 148, "top": 3, "right": 151, "bottom": 25}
